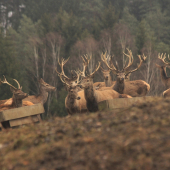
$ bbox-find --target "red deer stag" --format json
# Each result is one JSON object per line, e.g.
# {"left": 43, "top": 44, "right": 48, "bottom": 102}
{"left": 101, "top": 49, "right": 150, "bottom": 97}
{"left": 59, "top": 74, "right": 87, "bottom": 115}
{"left": 155, "top": 53, "right": 170, "bottom": 98}
{"left": 56, "top": 58, "right": 87, "bottom": 114}
{"left": 155, "top": 53, "right": 170, "bottom": 89}
{"left": 80, "top": 62, "right": 132, "bottom": 112}
{"left": 56, "top": 57, "right": 81, "bottom": 90}
{"left": 0, "top": 76, "right": 34, "bottom": 111}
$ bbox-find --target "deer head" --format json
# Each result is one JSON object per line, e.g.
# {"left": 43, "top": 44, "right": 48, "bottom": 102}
{"left": 80, "top": 62, "right": 101, "bottom": 89}
{"left": 39, "top": 78, "right": 56, "bottom": 92}
{"left": 59, "top": 74, "right": 81, "bottom": 100}
{"left": 155, "top": 53, "right": 170, "bottom": 69}
{"left": 0, "top": 76, "right": 28, "bottom": 107}
{"left": 56, "top": 57, "right": 79, "bottom": 88}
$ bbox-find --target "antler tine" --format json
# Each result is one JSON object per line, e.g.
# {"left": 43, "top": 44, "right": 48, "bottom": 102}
{"left": 59, "top": 74, "right": 70, "bottom": 87}
{"left": 0, "top": 75, "right": 17, "bottom": 89}
{"left": 125, "top": 55, "right": 143, "bottom": 75}
{"left": 158, "top": 53, "right": 170, "bottom": 65}
{"left": 123, "top": 48, "right": 133, "bottom": 71}
{"left": 13, "top": 79, "right": 21, "bottom": 89}
{"left": 80, "top": 54, "right": 91, "bottom": 77}
{"left": 74, "top": 70, "right": 82, "bottom": 84}
{"left": 101, "top": 53, "right": 118, "bottom": 72}
{"left": 90, "top": 62, "right": 101, "bottom": 77}
{"left": 57, "top": 57, "right": 70, "bottom": 79}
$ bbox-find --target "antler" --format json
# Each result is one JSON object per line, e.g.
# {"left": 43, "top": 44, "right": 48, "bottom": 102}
{"left": 80, "top": 54, "right": 92, "bottom": 77}
{"left": 125, "top": 54, "right": 146, "bottom": 75}
{"left": 158, "top": 53, "right": 170, "bottom": 65}
{"left": 123, "top": 48, "right": 134, "bottom": 71}
{"left": 58, "top": 74, "right": 70, "bottom": 87}
{"left": 101, "top": 52, "right": 119, "bottom": 73}
{"left": 56, "top": 57, "right": 70, "bottom": 79}
{"left": 0, "top": 75, "right": 17, "bottom": 89}
{"left": 13, "top": 79, "right": 22, "bottom": 89}
{"left": 89, "top": 62, "right": 101, "bottom": 77}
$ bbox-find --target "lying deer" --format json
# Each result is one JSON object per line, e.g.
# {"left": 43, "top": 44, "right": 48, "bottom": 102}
{"left": 0, "top": 76, "right": 33, "bottom": 111}
{"left": 56, "top": 58, "right": 87, "bottom": 115}
{"left": 101, "top": 49, "right": 150, "bottom": 97}
{"left": 23, "top": 78, "right": 56, "bottom": 105}
{"left": 80, "top": 62, "right": 132, "bottom": 112}
{"left": 155, "top": 53, "right": 170, "bottom": 89}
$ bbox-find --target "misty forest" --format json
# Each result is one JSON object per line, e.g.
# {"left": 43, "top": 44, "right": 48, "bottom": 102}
{"left": 0, "top": 0, "right": 170, "bottom": 117}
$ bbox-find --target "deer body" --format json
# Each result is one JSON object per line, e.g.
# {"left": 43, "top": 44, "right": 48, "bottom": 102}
{"left": 101, "top": 49, "right": 150, "bottom": 97}
{"left": 65, "top": 88, "right": 87, "bottom": 115}
{"left": 81, "top": 75, "right": 131, "bottom": 112}
{"left": 0, "top": 77, "right": 34, "bottom": 111}
{"left": 23, "top": 79, "right": 56, "bottom": 105}
{"left": 156, "top": 65, "right": 170, "bottom": 89}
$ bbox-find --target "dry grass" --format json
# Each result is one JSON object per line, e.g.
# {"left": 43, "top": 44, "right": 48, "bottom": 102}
{"left": 1, "top": 97, "right": 170, "bottom": 170}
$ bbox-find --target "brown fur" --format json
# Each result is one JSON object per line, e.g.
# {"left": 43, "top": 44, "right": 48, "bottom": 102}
{"left": 81, "top": 76, "right": 132, "bottom": 112}
{"left": 156, "top": 64, "right": 170, "bottom": 89}
{"left": 65, "top": 86, "right": 87, "bottom": 115}
{"left": 23, "top": 78, "right": 56, "bottom": 105}
{"left": 163, "top": 88, "right": 170, "bottom": 98}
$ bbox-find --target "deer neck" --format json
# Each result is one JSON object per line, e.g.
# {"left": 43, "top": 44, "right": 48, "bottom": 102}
{"left": 12, "top": 95, "right": 22, "bottom": 107}
{"left": 160, "top": 67, "right": 169, "bottom": 88}
{"left": 66, "top": 93, "right": 78, "bottom": 114}
{"left": 39, "top": 86, "right": 49, "bottom": 104}
{"left": 105, "top": 75, "right": 112, "bottom": 87}
{"left": 113, "top": 79, "right": 125, "bottom": 94}
{"left": 84, "top": 85, "right": 98, "bottom": 112}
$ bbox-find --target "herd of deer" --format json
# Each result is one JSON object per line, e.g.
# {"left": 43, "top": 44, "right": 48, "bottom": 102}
{"left": 0, "top": 49, "right": 169, "bottom": 117}
{"left": 56, "top": 49, "right": 170, "bottom": 115}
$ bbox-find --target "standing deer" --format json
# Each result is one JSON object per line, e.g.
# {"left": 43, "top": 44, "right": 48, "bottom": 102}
{"left": 0, "top": 76, "right": 34, "bottom": 111}
{"left": 101, "top": 49, "right": 150, "bottom": 97}
{"left": 80, "top": 62, "right": 132, "bottom": 112}
{"left": 59, "top": 74, "right": 87, "bottom": 115}
{"left": 56, "top": 57, "right": 87, "bottom": 115}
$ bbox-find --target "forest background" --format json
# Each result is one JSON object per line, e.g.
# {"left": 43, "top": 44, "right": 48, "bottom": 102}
{"left": 0, "top": 0, "right": 169, "bottom": 117}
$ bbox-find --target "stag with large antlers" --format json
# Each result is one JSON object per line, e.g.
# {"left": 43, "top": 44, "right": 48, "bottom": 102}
{"left": 156, "top": 53, "right": 170, "bottom": 90}
{"left": 56, "top": 57, "right": 81, "bottom": 90}
{"left": 59, "top": 74, "right": 87, "bottom": 115}
{"left": 80, "top": 62, "right": 132, "bottom": 112}
{"left": 56, "top": 57, "right": 87, "bottom": 114}
{"left": 0, "top": 76, "right": 34, "bottom": 111}
{"left": 101, "top": 49, "right": 150, "bottom": 97}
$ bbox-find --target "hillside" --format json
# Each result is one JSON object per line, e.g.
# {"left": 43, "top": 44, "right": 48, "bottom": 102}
{"left": 1, "top": 97, "right": 170, "bottom": 170}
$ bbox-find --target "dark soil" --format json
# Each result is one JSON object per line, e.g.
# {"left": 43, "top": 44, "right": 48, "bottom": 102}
{"left": 1, "top": 97, "right": 170, "bottom": 170}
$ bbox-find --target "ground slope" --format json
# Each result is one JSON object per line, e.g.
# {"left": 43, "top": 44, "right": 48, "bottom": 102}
{"left": 1, "top": 97, "right": 170, "bottom": 170}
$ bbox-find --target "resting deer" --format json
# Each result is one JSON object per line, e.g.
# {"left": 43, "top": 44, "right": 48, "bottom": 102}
{"left": 80, "top": 62, "right": 132, "bottom": 112}
{"left": 155, "top": 53, "right": 170, "bottom": 90}
{"left": 56, "top": 58, "right": 87, "bottom": 115}
{"left": 101, "top": 49, "right": 150, "bottom": 97}
{"left": 23, "top": 78, "right": 56, "bottom": 105}
{"left": 0, "top": 76, "right": 33, "bottom": 111}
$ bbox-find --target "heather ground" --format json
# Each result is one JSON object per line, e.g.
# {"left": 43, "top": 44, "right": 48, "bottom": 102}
{"left": 1, "top": 97, "right": 170, "bottom": 170}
